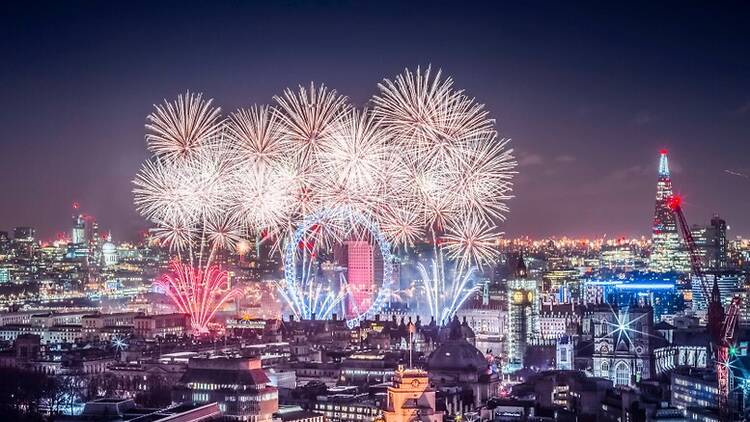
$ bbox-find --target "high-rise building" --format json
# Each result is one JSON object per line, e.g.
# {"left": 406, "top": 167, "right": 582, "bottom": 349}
{"left": 346, "top": 240, "right": 374, "bottom": 318}
{"left": 12, "top": 226, "right": 36, "bottom": 259}
{"left": 648, "top": 150, "right": 689, "bottom": 273}
{"left": 72, "top": 214, "right": 86, "bottom": 245}
{"left": 708, "top": 214, "right": 728, "bottom": 269}
{"left": 691, "top": 270, "right": 741, "bottom": 311}
{"left": 691, "top": 215, "right": 728, "bottom": 271}
{"left": 0, "top": 231, "right": 9, "bottom": 254}
{"left": 13, "top": 226, "right": 35, "bottom": 241}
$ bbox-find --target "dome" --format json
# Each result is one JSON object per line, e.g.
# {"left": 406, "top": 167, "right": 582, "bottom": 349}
{"left": 427, "top": 317, "right": 487, "bottom": 372}
{"left": 428, "top": 338, "right": 487, "bottom": 372}
{"left": 102, "top": 232, "right": 118, "bottom": 266}
{"left": 102, "top": 241, "right": 116, "bottom": 255}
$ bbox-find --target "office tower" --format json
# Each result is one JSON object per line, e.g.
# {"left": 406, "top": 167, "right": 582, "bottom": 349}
{"left": 13, "top": 226, "right": 35, "bottom": 241}
{"left": 691, "top": 215, "right": 728, "bottom": 271}
{"left": 345, "top": 240, "right": 374, "bottom": 318}
{"left": 0, "top": 231, "right": 9, "bottom": 253}
{"left": 708, "top": 214, "right": 728, "bottom": 269}
{"left": 648, "top": 150, "right": 689, "bottom": 273}
{"left": 72, "top": 214, "right": 86, "bottom": 245}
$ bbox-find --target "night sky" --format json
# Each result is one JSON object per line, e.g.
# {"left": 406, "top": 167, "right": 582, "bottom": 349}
{"left": 1, "top": 1, "right": 748, "bottom": 241}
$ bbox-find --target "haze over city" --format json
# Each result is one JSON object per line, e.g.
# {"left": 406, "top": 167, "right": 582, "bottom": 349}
{"left": 1, "top": 1, "right": 749, "bottom": 240}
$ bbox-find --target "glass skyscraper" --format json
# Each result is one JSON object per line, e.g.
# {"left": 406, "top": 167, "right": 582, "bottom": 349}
{"left": 648, "top": 150, "right": 689, "bottom": 273}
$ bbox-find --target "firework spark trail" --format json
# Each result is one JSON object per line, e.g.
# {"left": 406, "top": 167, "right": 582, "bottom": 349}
{"left": 155, "top": 262, "right": 243, "bottom": 333}
{"left": 134, "top": 66, "right": 517, "bottom": 327}
{"left": 417, "top": 253, "right": 479, "bottom": 325}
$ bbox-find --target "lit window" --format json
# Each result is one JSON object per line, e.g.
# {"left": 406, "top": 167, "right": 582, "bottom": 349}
{"left": 615, "top": 362, "right": 629, "bottom": 386}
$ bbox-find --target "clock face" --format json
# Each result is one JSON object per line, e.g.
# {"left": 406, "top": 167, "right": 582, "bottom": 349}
{"left": 411, "top": 379, "right": 420, "bottom": 387}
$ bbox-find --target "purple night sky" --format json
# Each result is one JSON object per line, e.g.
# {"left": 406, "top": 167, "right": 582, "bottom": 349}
{"left": 1, "top": 1, "right": 748, "bottom": 241}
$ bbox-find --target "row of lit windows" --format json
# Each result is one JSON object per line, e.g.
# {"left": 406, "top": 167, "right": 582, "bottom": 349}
{"left": 674, "top": 378, "right": 717, "bottom": 394}
{"left": 321, "top": 411, "right": 374, "bottom": 420}
{"left": 315, "top": 404, "right": 377, "bottom": 414}
{"left": 673, "top": 392, "right": 711, "bottom": 408}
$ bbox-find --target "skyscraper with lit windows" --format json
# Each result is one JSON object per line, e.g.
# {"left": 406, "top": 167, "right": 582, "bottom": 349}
{"left": 648, "top": 150, "right": 689, "bottom": 273}
{"left": 345, "top": 240, "right": 374, "bottom": 318}
{"left": 72, "top": 214, "right": 86, "bottom": 245}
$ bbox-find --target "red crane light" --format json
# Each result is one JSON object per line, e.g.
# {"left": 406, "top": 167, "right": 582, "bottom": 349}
{"left": 666, "top": 195, "right": 682, "bottom": 211}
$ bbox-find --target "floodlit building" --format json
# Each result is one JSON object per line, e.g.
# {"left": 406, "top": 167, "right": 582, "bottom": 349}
{"left": 102, "top": 232, "right": 118, "bottom": 266}
{"left": 174, "top": 355, "right": 279, "bottom": 421}
{"left": 591, "top": 303, "right": 656, "bottom": 387}
{"left": 345, "top": 240, "right": 375, "bottom": 318}
{"left": 383, "top": 367, "right": 443, "bottom": 422}
{"left": 506, "top": 255, "right": 538, "bottom": 369}
{"left": 134, "top": 313, "right": 189, "bottom": 338}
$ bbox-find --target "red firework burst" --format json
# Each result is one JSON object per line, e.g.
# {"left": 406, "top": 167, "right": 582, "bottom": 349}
{"left": 155, "top": 261, "right": 243, "bottom": 333}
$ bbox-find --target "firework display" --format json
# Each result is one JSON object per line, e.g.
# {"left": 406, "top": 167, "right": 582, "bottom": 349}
{"left": 155, "top": 262, "right": 242, "bottom": 333}
{"left": 133, "top": 66, "right": 516, "bottom": 328}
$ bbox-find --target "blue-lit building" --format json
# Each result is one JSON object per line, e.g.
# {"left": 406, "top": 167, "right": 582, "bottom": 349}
{"left": 584, "top": 271, "right": 684, "bottom": 321}
{"left": 691, "top": 269, "right": 742, "bottom": 311}
{"left": 671, "top": 368, "right": 718, "bottom": 412}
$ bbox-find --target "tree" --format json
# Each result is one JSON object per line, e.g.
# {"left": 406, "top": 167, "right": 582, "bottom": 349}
{"left": 0, "top": 367, "right": 50, "bottom": 421}
{"left": 135, "top": 374, "right": 172, "bottom": 408}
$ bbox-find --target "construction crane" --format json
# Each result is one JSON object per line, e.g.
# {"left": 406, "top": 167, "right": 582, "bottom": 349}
{"left": 668, "top": 195, "right": 741, "bottom": 418}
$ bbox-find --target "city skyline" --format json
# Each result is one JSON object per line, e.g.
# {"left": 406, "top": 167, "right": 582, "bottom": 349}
{"left": 2, "top": 2, "right": 750, "bottom": 420}
{"left": 1, "top": 1, "right": 749, "bottom": 240}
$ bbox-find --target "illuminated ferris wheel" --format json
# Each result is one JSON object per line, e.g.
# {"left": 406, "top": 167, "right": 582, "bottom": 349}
{"left": 278, "top": 207, "right": 394, "bottom": 328}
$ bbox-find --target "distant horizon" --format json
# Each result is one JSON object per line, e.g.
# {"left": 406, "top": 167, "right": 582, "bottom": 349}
{"left": 2, "top": 148, "right": 747, "bottom": 243}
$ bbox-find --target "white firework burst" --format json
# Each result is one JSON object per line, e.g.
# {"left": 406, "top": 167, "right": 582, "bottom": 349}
{"left": 226, "top": 105, "right": 288, "bottom": 170}
{"left": 443, "top": 216, "right": 501, "bottom": 272}
{"left": 230, "top": 163, "right": 296, "bottom": 234}
{"left": 273, "top": 82, "right": 349, "bottom": 164}
{"left": 372, "top": 65, "right": 455, "bottom": 149}
{"left": 146, "top": 91, "right": 224, "bottom": 161}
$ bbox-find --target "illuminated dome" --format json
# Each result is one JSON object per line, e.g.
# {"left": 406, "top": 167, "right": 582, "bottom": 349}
{"left": 102, "top": 241, "right": 116, "bottom": 255}
{"left": 102, "top": 232, "right": 118, "bottom": 266}
{"left": 427, "top": 317, "right": 487, "bottom": 372}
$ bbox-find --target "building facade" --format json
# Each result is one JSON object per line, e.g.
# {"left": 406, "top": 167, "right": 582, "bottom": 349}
{"left": 383, "top": 367, "right": 443, "bottom": 422}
